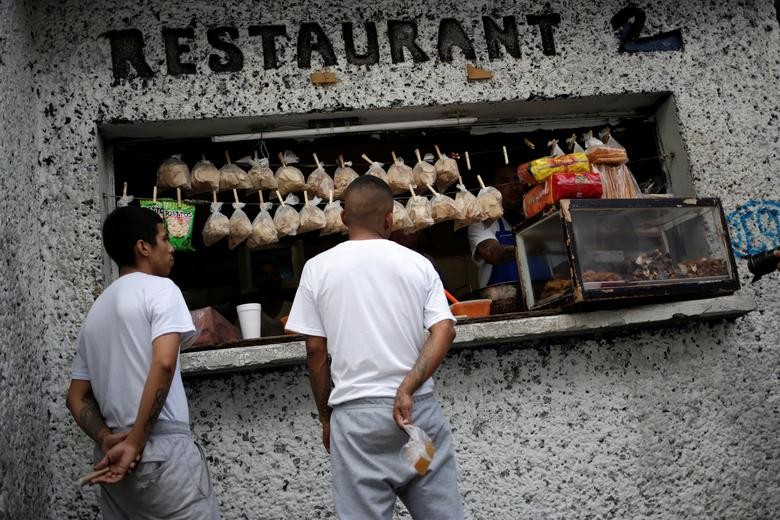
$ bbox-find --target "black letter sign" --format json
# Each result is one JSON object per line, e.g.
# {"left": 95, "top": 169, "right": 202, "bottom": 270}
{"left": 437, "top": 18, "right": 476, "bottom": 62}
{"left": 162, "top": 27, "right": 197, "bottom": 75}
{"left": 610, "top": 7, "right": 683, "bottom": 53}
{"left": 104, "top": 29, "right": 154, "bottom": 81}
{"left": 248, "top": 25, "right": 288, "bottom": 70}
{"left": 482, "top": 16, "right": 521, "bottom": 60}
{"left": 207, "top": 26, "right": 244, "bottom": 73}
{"left": 526, "top": 12, "right": 561, "bottom": 56}
{"left": 297, "top": 22, "right": 337, "bottom": 68}
{"left": 387, "top": 20, "right": 430, "bottom": 63}
{"left": 342, "top": 22, "right": 380, "bottom": 66}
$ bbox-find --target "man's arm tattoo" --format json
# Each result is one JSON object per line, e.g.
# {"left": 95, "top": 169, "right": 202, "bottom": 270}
{"left": 79, "top": 393, "right": 110, "bottom": 443}
{"left": 144, "top": 389, "right": 168, "bottom": 434}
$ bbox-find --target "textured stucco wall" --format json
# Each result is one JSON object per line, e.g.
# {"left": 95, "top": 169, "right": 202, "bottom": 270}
{"left": 7, "top": 0, "right": 779, "bottom": 518}
{"left": 0, "top": 0, "right": 50, "bottom": 517}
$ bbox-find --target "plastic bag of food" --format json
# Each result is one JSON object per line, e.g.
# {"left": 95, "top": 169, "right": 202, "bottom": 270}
{"left": 220, "top": 152, "right": 252, "bottom": 191}
{"left": 273, "top": 193, "right": 300, "bottom": 237}
{"left": 412, "top": 150, "right": 437, "bottom": 189}
{"left": 228, "top": 202, "right": 252, "bottom": 250}
{"left": 362, "top": 155, "right": 389, "bottom": 184}
{"left": 585, "top": 130, "right": 639, "bottom": 197}
{"left": 433, "top": 145, "right": 459, "bottom": 192}
{"left": 585, "top": 130, "right": 629, "bottom": 166}
{"left": 245, "top": 154, "right": 278, "bottom": 191}
{"left": 306, "top": 156, "right": 335, "bottom": 200}
{"left": 202, "top": 202, "right": 230, "bottom": 246}
{"left": 246, "top": 202, "right": 278, "bottom": 249}
{"left": 405, "top": 193, "right": 434, "bottom": 231}
{"left": 321, "top": 200, "right": 347, "bottom": 236}
{"left": 333, "top": 157, "right": 359, "bottom": 199}
{"left": 523, "top": 172, "right": 603, "bottom": 219}
{"left": 191, "top": 156, "right": 220, "bottom": 193}
{"left": 387, "top": 154, "right": 414, "bottom": 195}
{"left": 429, "top": 189, "right": 462, "bottom": 224}
{"left": 477, "top": 184, "right": 504, "bottom": 224}
{"left": 275, "top": 151, "right": 306, "bottom": 196}
{"left": 391, "top": 200, "right": 414, "bottom": 232}
{"left": 453, "top": 182, "right": 483, "bottom": 231}
{"left": 528, "top": 152, "right": 590, "bottom": 183}
{"left": 400, "top": 424, "right": 436, "bottom": 476}
{"left": 157, "top": 155, "right": 191, "bottom": 191}
{"left": 299, "top": 194, "right": 326, "bottom": 234}
{"left": 140, "top": 198, "right": 196, "bottom": 252}
{"left": 566, "top": 135, "right": 586, "bottom": 154}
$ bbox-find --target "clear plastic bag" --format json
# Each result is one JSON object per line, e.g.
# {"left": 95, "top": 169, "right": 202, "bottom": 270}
{"left": 306, "top": 167, "right": 335, "bottom": 200}
{"left": 273, "top": 194, "right": 301, "bottom": 237}
{"left": 157, "top": 155, "right": 191, "bottom": 191}
{"left": 228, "top": 202, "right": 252, "bottom": 250}
{"left": 321, "top": 200, "right": 347, "bottom": 236}
{"left": 387, "top": 156, "right": 414, "bottom": 195}
{"left": 477, "top": 186, "right": 504, "bottom": 224}
{"left": 246, "top": 202, "right": 278, "bottom": 249}
{"left": 191, "top": 156, "right": 220, "bottom": 193}
{"left": 220, "top": 152, "right": 252, "bottom": 191}
{"left": 406, "top": 194, "right": 434, "bottom": 231}
{"left": 400, "top": 424, "right": 436, "bottom": 476}
{"left": 392, "top": 200, "right": 414, "bottom": 232}
{"left": 585, "top": 130, "right": 639, "bottom": 198}
{"left": 453, "top": 183, "right": 483, "bottom": 231}
{"left": 245, "top": 155, "right": 278, "bottom": 191}
{"left": 276, "top": 151, "right": 306, "bottom": 196}
{"left": 202, "top": 202, "right": 230, "bottom": 246}
{"left": 430, "top": 191, "right": 462, "bottom": 223}
{"left": 299, "top": 195, "right": 327, "bottom": 234}
{"left": 365, "top": 161, "right": 389, "bottom": 184}
{"left": 333, "top": 160, "right": 359, "bottom": 199}
{"left": 412, "top": 150, "right": 437, "bottom": 190}
{"left": 433, "top": 147, "right": 460, "bottom": 192}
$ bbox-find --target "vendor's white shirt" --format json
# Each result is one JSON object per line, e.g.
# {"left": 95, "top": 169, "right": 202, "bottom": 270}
{"left": 286, "top": 239, "right": 454, "bottom": 406}
{"left": 71, "top": 272, "right": 195, "bottom": 429}
{"left": 468, "top": 218, "right": 510, "bottom": 288}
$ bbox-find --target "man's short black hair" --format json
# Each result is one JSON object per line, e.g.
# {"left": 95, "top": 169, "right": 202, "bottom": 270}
{"left": 102, "top": 206, "right": 163, "bottom": 268}
{"left": 344, "top": 174, "right": 393, "bottom": 200}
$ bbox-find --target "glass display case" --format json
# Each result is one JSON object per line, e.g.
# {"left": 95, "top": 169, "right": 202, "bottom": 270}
{"left": 514, "top": 198, "right": 740, "bottom": 310}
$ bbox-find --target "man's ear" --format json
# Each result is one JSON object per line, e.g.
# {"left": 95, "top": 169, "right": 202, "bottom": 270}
{"left": 383, "top": 211, "right": 393, "bottom": 237}
{"left": 340, "top": 209, "right": 348, "bottom": 228}
{"left": 135, "top": 239, "right": 151, "bottom": 259}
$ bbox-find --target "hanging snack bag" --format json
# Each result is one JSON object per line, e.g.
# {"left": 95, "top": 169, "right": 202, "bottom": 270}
{"left": 392, "top": 200, "right": 414, "bottom": 232}
{"left": 523, "top": 172, "right": 603, "bottom": 219}
{"left": 191, "top": 156, "right": 220, "bottom": 193}
{"left": 273, "top": 193, "right": 301, "bottom": 237}
{"left": 453, "top": 182, "right": 483, "bottom": 231}
{"left": 333, "top": 156, "right": 359, "bottom": 199}
{"left": 202, "top": 201, "right": 230, "bottom": 246}
{"left": 433, "top": 145, "right": 460, "bottom": 192}
{"left": 228, "top": 202, "right": 252, "bottom": 250}
{"left": 156, "top": 155, "right": 191, "bottom": 191}
{"left": 321, "top": 199, "right": 347, "bottom": 236}
{"left": 405, "top": 191, "right": 434, "bottom": 231}
{"left": 528, "top": 152, "right": 590, "bottom": 183}
{"left": 400, "top": 424, "right": 436, "bottom": 476}
{"left": 306, "top": 154, "right": 335, "bottom": 200}
{"left": 219, "top": 151, "right": 252, "bottom": 191}
{"left": 275, "top": 151, "right": 306, "bottom": 196}
{"left": 427, "top": 184, "right": 461, "bottom": 224}
{"left": 412, "top": 149, "right": 437, "bottom": 190}
{"left": 246, "top": 202, "right": 278, "bottom": 249}
{"left": 516, "top": 162, "right": 536, "bottom": 185}
{"left": 362, "top": 155, "right": 389, "bottom": 184}
{"left": 476, "top": 175, "right": 504, "bottom": 224}
{"left": 387, "top": 153, "right": 414, "bottom": 195}
{"left": 140, "top": 198, "right": 196, "bottom": 252}
{"left": 245, "top": 153, "right": 278, "bottom": 192}
{"left": 585, "top": 130, "right": 640, "bottom": 198}
{"left": 299, "top": 193, "right": 327, "bottom": 234}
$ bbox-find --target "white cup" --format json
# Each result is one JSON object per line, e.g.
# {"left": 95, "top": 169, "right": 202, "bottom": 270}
{"left": 236, "top": 303, "right": 262, "bottom": 339}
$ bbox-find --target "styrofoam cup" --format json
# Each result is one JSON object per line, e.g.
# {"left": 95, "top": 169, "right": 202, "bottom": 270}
{"left": 236, "top": 303, "right": 262, "bottom": 339}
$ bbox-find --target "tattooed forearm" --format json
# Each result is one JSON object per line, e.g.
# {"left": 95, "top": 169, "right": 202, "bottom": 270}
{"left": 78, "top": 392, "right": 111, "bottom": 443}
{"left": 144, "top": 389, "right": 168, "bottom": 434}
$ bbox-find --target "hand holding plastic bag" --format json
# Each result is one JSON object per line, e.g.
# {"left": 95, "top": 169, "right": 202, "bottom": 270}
{"left": 400, "top": 424, "right": 436, "bottom": 476}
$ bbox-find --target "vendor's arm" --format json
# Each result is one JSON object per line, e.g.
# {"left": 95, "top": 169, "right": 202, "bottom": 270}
{"left": 305, "top": 335, "right": 332, "bottom": 453}
{"left": 91, "top": 332, "right": 180, "bottom": 484}
{"left": 394, "top": 319, "right": 456, "bottom": 429}
{"left": 66, "top": 380, "right": 130, "bottom": 455}
{"left": 475, "top": 238, "right": 516, "bottom": 265}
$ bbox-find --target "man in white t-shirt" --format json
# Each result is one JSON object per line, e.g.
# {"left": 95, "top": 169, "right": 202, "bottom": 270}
{"left": 286, "top": 176, "right": 464, "bottom": 520}
{"left": 66, "top": 206, "right": 219, "bottom": 519}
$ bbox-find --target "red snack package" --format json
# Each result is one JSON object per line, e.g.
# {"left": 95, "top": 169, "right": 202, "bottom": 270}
{"left": 523, "top": 172, "right": 603, "bottom": 218}
{"left": 517, "top": 162, "right": 536, "bottom": 185}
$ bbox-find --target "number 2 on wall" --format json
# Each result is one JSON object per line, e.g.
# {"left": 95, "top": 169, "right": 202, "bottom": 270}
{"left": 611, "top": 7, "right": 683, "bottom": 53}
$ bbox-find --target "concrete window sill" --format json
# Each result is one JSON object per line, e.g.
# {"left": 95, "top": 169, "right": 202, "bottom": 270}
{"left": 181, "top": 294, "right": 755, "bottom": 377}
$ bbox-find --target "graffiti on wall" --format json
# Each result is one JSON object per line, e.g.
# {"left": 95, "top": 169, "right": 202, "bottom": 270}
{"left": 727, "top": 200, "right": 780, "bottom": 257}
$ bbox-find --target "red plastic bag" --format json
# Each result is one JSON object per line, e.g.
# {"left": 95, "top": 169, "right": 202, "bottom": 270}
{"left": 523, "top": 172, "right": 603, "bottom": 218}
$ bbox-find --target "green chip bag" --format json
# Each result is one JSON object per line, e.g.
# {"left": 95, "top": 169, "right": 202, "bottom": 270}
{"left": 140, "top": 198, "right": 196, "bottom": 252}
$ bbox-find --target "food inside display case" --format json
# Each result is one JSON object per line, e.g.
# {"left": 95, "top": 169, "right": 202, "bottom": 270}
{"left": 514, "top": 198, "right": 739, "bottom": 310}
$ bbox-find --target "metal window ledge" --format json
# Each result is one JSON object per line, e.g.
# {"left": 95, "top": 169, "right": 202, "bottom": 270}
{"left": 181, "top": 294, "right": 755, "bottom": 377}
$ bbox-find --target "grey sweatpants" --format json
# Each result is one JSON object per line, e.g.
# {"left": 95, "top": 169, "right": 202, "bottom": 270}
{"left": 94, "top": 420, "right": 220, "bottom": 520}
{"left": 330, "top": 393, "right": 464, "bottom": 520}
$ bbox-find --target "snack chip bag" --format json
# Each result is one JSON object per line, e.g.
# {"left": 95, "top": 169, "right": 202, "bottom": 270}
{"left": 140, "top": 198, "right": 196, "bottom": 252}
{"left": 228, "top": 202, "right": 252, "bottom": 250}
{"left": 299, "top": 195, "right": 327, "bottom": 234}
{"left": 245, "top": 155, "right": 278, "bottom": 191}
{"left": 202, "top": 202, "right": 230, "bottom": 246}
{"left": 365, "top": 161, "right": 389, "bottom": 184}
{"left": 477, "top": 185, "right": 504, "bottom": 224}
{"left": 275, "top": 151, "right": 306, "bottom": 196}
{"left": 273, "top": 193, "right": 301, "bottom": 237}
{"left": 412, "top": 150, "right": 437, "bottom": 190}
{"left": 430, "top": 191, "right": 462, "bottom": 223}
{"left": 387, "top": 156, "right": 414, "bottom": 195}
{"left": 321, "top": 200, "right": 347, "bottom": 236}
{"left": 306, "top": 167, "right": 335, "bottom": 201}
{"left": 528, "top": 152, "right": 590, "bottom": 183}
{"left": 391, "top": 200, "right": 414, "bottom": 232}
{"left": 406, "top": 194, "right": 434, "bottom": 231}
{"left": 400, "top": 424, "right": 436, "bottom": 476}
{"left": 220, "top": 152, "right": 252, "bottom": 191}
{"left": 191, "top": 156, "right": 220, "bottom": 193}
{"left": 156, "top": 155, "right": 191, "bottom": 191}
{"left": 453, "top": 183, "right": 483, "bottom": 231}
{"left": 246, "top": 202, "right": 278, "bottom": 249}
{"left": 333, "top": 160, "right": 359, "bottom": 199}
{"left": 433, "top": 148, "right": 460, "bottom": 192}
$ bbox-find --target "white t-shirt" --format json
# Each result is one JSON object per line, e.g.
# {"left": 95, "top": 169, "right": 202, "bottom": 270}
{"left": 71, "top": 272, "right": 195, "bottom": 429}
{"left": 285, "top": 239, "right": 454, "bottom": 406}
{"left": 468, "top": 218, "right": 508, "bottom": 288}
